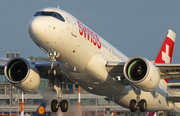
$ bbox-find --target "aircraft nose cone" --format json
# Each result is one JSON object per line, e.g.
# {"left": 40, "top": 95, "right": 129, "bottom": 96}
{"left": 28, "top": 17, "right": 43, "bottom": 40}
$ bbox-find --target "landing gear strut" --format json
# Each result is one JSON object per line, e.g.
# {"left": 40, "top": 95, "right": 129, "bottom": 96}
{"left": 48, "top": 51, "right": 69, "bottom": 113}
{"left": 51, "top": 77, "right": 69, "bottom": 112}
{"left": 129, "top": 89, "right": 147, "bottom": 112}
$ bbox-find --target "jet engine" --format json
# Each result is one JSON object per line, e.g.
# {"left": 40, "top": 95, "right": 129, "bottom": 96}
{"left": 123, "top": 57, "right": 160, "bottom": 92}
{"left": 4, "top": 58, "right": 40, "bottom": 92}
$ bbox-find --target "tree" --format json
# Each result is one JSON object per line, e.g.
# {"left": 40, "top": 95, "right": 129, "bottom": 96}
{"left": 29, "top": 56, "right": 51, "bottom": 61}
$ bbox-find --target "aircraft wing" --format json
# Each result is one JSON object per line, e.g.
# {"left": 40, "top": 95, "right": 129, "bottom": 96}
{"left": 167, "top": 83, "right": 180, "bottom": 102}
{"left": 106, "top": 61, "right": 125, "bottom": 77}
{"left": 0, "top": 65, "right": 5, "bottom": 74}
{"left": 155, "top": 63, "right": 180, "bottom": 79}
{"left": 0, "top": 59, "right": 10, "bottom": 74}
{"left": 0, "top": 59, "right": 71, "bottom": 84}
{"left": 106, "top": 61, "right": 180, "bottom": 79}
{"left": 34, "top": 62, "right": 64, "bottom": 79}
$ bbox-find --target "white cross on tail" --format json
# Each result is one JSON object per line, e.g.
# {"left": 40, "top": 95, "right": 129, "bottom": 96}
{"left": 162, "top": 44, "right": 170, "bottom": 63}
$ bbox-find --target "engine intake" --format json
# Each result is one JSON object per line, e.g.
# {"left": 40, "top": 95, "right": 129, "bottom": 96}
{"left": 4, "top": 58, "right": 40, "bottom": 92}
{"left": 123, "top": 57, "right": 160, "bottom": 91}
{"left": 126, "top": 59, "right": 147, "bottom": 81}
{"left": 7, "top": 60, "right": 28, "bottom": 82}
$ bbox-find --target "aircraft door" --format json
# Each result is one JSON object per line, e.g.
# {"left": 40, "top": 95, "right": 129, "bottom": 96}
{"left": 68, "top": 15, "right": 77, "bottom": 37}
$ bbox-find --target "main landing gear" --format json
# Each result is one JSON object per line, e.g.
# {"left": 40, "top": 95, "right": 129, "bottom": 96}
{"left": 51, "top": 77, "right": 69, "bottom": 112}
{"left": 51, "top": 99, "right": 68, "bottom": 112}
{"left": 129, "top": 90, "right": 147, "bottom": 112}
{"left": 129, "top": 99, "right": 147, "bottom": 112}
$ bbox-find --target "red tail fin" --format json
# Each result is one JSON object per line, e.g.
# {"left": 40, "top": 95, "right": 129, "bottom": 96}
{"left": 146, "top": 112, "right": 156, "bottom": 116}
{"left": 155, "top": 29, "right": 176, "bottom": 83}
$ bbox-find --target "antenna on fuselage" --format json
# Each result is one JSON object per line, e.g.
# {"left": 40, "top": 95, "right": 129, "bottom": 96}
{"left": 58, "top": 6, "right": 60, "bottom": 9}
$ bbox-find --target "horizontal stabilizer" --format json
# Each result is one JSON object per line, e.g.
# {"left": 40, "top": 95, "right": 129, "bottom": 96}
{"left": 167, "top": 96, "right": 180, "bottom": 102}
{"left": 155, "top": 63, "right": 180, "bottom": 79}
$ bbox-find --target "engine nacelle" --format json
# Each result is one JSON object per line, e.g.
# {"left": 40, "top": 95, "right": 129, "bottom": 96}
{"left": 4, "top": 58, "right": 40, "bottom": 92}
{"left": 123, "top": 57, "right": 160, "bottom": 92}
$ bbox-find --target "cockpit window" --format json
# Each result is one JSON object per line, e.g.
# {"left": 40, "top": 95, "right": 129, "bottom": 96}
{"left": 34, "top": 11, "right": 65, "bottom": 22}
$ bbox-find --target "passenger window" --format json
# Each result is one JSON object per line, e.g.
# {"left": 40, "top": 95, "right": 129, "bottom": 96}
{"left": 109, "top": 48, "right": 111, "bottom": 52}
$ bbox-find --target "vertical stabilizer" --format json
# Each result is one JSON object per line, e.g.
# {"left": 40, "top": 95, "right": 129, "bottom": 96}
{"left": 33, "top": 100, "right": 46, "bottom": 116}
{"left": 146, "top": 112, "right": 157, "bottom": 116}
{"left": 155, "top": 29, "right": 176, "bottom": 83}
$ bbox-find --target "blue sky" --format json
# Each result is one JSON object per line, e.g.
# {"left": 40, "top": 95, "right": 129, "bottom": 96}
{"left": 0, "top": 1, "right": 180, "bottom": 63}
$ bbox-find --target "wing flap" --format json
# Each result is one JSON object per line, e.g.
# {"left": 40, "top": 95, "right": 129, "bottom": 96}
{"left": 155, "top": 63, "right": 180, "bottom": 79}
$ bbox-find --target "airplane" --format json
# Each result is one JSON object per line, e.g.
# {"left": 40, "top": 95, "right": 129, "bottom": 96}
{"left": 33, "top": 100, "right": 46, "bottom": 116}
{"left": 146, "top": 112, "right": 157, "bottom": 116}
{"left": 0, "top": 7, "right": 180, "bottom": 113}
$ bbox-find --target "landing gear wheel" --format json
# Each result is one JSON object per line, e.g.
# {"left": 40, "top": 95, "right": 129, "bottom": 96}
{"left": 51, "top": 99, "right": 58, "bottom": 112}
{"left": 139, "top": 99, "right": 147, "bottom": 112}
{"left": 129, "top": 99, "right": 137, "bottom": 112}
{"left": 60, "top": 99, "right": 68, "bottom": 112}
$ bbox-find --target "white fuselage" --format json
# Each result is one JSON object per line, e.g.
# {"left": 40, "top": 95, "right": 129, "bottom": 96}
{"left": 28, "top": 8, "right": 175, "bottom": 111}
